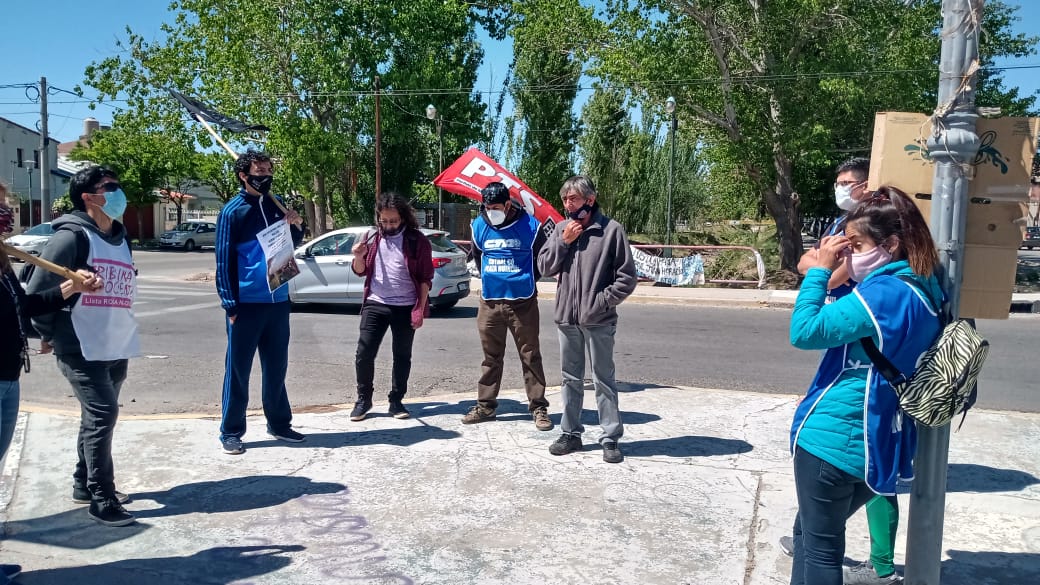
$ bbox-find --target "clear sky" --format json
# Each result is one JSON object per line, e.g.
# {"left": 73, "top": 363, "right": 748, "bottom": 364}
{"left": 1, "top": 1, "right": 1038, "bottom": 144}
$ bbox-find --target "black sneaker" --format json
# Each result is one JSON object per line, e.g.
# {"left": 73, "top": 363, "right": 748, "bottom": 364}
{"left": 268, "top": 428, "right": 306, "bottom": 442}
{"left": 72, "top": 487, "right": 130, "bottom": 505}
{"left": 88, "top": 497, "right": 136, "bottom": 527}
{"left": 388, "top": 401, "right": 410, "bottom": 419}
{"left": 548, "top": 434, "right": 583, "bottom": 456}
{"left": 350, "top": 399, "right": 373, "bottom": 422}
{"left": 221, "top": 436, "right": 245, "bottom": 455}
{"left": 602, "top": 440, "right": 624, "bottom": 463}
{"left": 1, "top": 563, "right": 22, "bottom": 580}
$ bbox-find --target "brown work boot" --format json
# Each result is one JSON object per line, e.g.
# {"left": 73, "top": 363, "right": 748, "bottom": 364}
{"left": 462, "top": 405, "right": 496, "bottom": 424}
{"left": 532, "top": 407, "right": 553, "bottom": 431}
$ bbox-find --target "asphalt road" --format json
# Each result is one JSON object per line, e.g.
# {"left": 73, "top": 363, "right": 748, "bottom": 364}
{"left": 16, "top": 249, "right": 1039, "bottom": 416}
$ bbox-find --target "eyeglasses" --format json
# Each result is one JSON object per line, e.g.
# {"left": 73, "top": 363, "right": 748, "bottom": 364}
{"left": 95, "top": 182, "right": 122, "bottom": 193}
{"left": 834, "top": 180, "right": 863, "bottom": 188}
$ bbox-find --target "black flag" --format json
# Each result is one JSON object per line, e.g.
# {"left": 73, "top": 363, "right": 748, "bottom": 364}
{"left": 167, "top": 89, "right": 269, "bottom": 133}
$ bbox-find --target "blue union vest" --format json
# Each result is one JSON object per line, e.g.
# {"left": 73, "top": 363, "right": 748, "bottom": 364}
{"left": 472, "top": 212, "right": 539, "bottom": 300}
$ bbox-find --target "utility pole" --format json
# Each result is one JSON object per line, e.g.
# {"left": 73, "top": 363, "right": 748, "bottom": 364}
{"left": 374, "top": 76, "right": 382, "bottom": 198}
{"left": 906, "top": 1, "right": 981, "bottom": 584}
{"left": 39, "top": 76, "right": 51, "bottom": 223}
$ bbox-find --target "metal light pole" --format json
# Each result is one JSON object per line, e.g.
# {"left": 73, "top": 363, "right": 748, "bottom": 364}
{"left": 906, "top": 2, "right": 980, "bottom": 584}
{"left": 426, "top": 104, "right": 444, "bottom": 231}
{"left": 25, "top": 163, "right": 35, "bottom": 228}
{"left": 665, "top": 96, "right": 677, "bottom": 257}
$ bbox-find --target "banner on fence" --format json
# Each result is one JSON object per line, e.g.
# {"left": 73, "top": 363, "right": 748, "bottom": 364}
{"left": 631, "top": 247, "right": 705, "bottom": 286}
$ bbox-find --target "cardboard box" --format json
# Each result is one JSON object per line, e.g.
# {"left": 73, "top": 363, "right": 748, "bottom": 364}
{"left": 959, "top": 246, "right": 1021, "bottom": 320}
{"left": 911, "top": 197, "right": 1027, "bottom": 248}
{"left": 868, "top": 112, "right": 1037, "bottom": 319}
{"left": 868, "top": 112, "right": 1039, "bottom": 202}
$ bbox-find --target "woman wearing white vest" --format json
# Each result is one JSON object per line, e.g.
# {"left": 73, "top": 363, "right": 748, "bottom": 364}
{"left": 27, "top": 166, "right": 139, "bottom": 527}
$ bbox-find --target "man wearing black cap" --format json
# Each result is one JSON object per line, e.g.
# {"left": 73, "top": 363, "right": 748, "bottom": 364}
{"left": 462, "top": 182, "right": 552, "bottom": 430}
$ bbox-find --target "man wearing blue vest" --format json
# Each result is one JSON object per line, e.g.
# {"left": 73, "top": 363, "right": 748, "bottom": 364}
{"left": 462, "top": 182, "right": 552, "bottom": 431}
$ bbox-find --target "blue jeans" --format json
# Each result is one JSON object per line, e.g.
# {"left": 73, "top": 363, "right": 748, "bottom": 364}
{"left": 791, "top": 446, "right": 875, "bottom": 585}
{"left": 220, "top": 302, "right": 294, "bottom": 440}
{"left": 557, "top": 324, "right": 623, "bottom": 443}
{"left": 0, "top": 379, "right": 20, "bottom": 463}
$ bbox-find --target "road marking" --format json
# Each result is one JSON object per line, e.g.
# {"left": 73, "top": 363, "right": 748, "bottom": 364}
{"left": 134, "top": 301, "right": 221, "bottom": 318}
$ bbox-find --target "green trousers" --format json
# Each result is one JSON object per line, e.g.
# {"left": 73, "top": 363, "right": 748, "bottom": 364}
{"left": 866, "top": 494, "right": 899, "bottom": 577}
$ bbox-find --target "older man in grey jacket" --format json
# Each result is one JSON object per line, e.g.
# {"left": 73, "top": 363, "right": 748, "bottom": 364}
{"left": 537, "top": 175, "right": 637, "bottom": 463}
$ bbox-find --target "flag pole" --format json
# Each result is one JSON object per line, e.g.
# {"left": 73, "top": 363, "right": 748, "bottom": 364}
{"left": 193, "top": 115, "right": 288, "bottom": 215}
{"left": 0, "top": 239, "right": 87, "bottom": 285}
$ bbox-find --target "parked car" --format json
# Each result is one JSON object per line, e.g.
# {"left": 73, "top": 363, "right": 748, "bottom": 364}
{"left": 159, "top": 220, "right": 217, "bottom": 251}
{"left": 5, "top": 222, "right": 53, "bottom": 260}
{"left": 1024, "top": 226, "right": 1040, "bottom": 250}
{"left": 288, "top": 226, "right": 471, "bottom": 309}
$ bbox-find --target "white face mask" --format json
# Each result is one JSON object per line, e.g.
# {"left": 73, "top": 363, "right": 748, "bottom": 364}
{"left": 486, "top": 209, "right": 507, "bottom": 226}
{"left": 834, "top": 184, "right": 856, "bottom": 211}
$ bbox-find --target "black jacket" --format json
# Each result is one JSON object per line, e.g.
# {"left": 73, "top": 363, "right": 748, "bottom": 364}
{"left": 1, "top": 269, "right": 68, "bottom": 380}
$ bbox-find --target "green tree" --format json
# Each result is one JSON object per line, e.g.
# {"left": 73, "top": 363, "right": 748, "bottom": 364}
{"left": 81, "top": 0, "right": 488, "bottom": 235}
{"left": 507, "top": 0, "right": 597, "bottom": 204}
{"left": 70, "top": 111, "right": 197, "bottom": 239}
{"left": 593, "top": 0, "right": 1037, "bottom": 273}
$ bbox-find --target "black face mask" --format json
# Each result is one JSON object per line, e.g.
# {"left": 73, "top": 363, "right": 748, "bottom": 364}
{"left": 246, "top": 174, "right": 273, "bottom": 195}
{"left": 568, "top": 202, "right": 594, "bottom": 221}
{"left": 380, "top": 224, "right": 404, "bottom": 237}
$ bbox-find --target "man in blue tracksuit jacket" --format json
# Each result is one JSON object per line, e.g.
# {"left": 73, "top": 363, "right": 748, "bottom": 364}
{"left": 216, "top": 150, "right": 305, "bottom": 455}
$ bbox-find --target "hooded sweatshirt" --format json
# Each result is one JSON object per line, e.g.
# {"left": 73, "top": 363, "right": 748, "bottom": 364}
{"left": 25, "top": 211, "right": 131, "bottom": 356}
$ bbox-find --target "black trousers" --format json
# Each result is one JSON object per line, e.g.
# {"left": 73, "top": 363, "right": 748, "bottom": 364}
{"left": 355, "top": 301, "right": 415, "bottom": 402}
{"left": 56, "top": 352, "right": 127, "bottom": 501}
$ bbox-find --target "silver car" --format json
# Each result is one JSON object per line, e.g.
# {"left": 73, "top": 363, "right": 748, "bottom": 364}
{"left": 5, "top": 222, "right": 53, "bottom": 259}
{"left": 288, "top": 226, "right": 471, "bottom": 309}
{"left": 159, "top": 220, "right": 217, "bottom": 251}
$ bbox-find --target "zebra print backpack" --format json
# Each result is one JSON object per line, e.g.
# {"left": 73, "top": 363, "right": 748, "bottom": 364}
{"left": 860, "top": 276, "right": 990, "bottom": 429}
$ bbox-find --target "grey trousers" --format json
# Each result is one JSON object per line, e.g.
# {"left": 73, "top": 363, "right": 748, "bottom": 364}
{"left": 557, "top": 324, "right": 623, "bottom": 443}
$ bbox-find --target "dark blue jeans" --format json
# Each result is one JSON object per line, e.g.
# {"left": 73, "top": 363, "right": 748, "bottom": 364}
{"left": 791, "top": 446, "right": 875, "bottom": 585}
{"left": 0, "top": 379, "right": 20, "bottom": 462}
{"left": 355, "top": 301, "right": 415, "bottom": 402}
{"left": 56, "top": 353, "right": 127, "bottom": 501}
{"left": 220, "top": 302, "right": 294, "bottom": 440}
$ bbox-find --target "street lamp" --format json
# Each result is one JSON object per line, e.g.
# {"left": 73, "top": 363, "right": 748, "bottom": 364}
{"left": 23, "top": 162, "right": 37, "bottom": 228}
{"left": 665, "top": 96, "right": 677, "bottom": 256}
{"left": 426, "top": 104, "right": 444, "bottom": 230}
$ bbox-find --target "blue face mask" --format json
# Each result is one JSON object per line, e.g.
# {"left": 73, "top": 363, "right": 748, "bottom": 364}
{"left": 100, "top": 188, "right": 128, "bottom": 220}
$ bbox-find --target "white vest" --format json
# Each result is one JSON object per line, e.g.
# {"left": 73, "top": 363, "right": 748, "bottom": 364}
{"left": 71, "top": 230, "right": 141, "bottom": 361}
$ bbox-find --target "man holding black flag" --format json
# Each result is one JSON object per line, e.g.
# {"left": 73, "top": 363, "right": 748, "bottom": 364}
{"left": 216, "top": 150, "right": 305, "bottom": 455}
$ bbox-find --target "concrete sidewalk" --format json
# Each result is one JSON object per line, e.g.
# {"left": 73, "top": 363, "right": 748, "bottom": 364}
{"left": 1, "top": 385, "right": 1037, "bottom": 584}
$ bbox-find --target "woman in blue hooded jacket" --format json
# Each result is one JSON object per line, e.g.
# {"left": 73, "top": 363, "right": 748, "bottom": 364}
{"left": 788, "top": 186, "right": 943, "bottom": 585}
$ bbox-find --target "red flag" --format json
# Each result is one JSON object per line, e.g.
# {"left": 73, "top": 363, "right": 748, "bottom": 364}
{"left": 434, "top": 149, "right": 564, "bottom": 238}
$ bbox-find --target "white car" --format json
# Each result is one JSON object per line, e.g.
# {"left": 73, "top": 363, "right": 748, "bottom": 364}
{"left": 5, "top": 222, "right": 53, "bottom": 260}
{"left": 160, "top": 220, "right": 217, "bottom": 251}
{"left": 288, "top": 226, "right": 471, "bottom": 309}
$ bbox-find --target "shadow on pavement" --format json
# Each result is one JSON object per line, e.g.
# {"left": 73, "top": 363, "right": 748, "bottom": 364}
{"left": 4, "top": 507, "right": 151, "bottom": 550}
{"left": 16, "top": 544, "right": 304, "bottom": 585}
{"left": 617, "top": 382, "right": 675, "bottom": 393}
{"left": 946, "top": 463, "right": 1039, "bottom": 493}
{"left": 623, "top": 435, "right": 754, "bottom": 457}
{"left": 430, "top": 306, "right": 477, "bottom": 319}
{"left": 130, "top": 476, "right": 345, "bottom": 519}
{"left": 941, "top": 550, "right": 1040, "bottom": 585}
{"left": 247, "top": 424, "right": 461, "bottom": 450}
